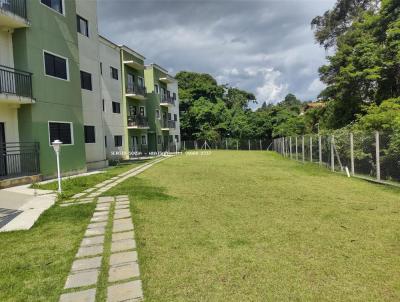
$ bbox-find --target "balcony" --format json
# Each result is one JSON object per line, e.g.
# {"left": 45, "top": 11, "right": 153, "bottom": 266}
{"left": 159, "top": 76, "right": 175, "bottom": 84}
{"left": 126, "top": 85, "right": 146, "bottom": 100}
{"left": 160, "top": 95, "right": 175, "bottom": 106}
{"left": 0, "top": 65, "right": 34, "bottom": 104}
{"left": 161, "top": 119, "right": 176, "bottom": 130}
{"left": 127, "top": 115, "right": 149, "bottom": 129}
{"left": 0, "top": 142, "right": 40, "bottom": 180}
{"left": 0, "top": 0, "right": 29, "bottom": 29}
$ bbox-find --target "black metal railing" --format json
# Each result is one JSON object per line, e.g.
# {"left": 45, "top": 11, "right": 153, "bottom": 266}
{"left": 0, "top": 0, "right": 27, "bottom": 19}
{"left": 0, "top": 65, "right": 33, "bottom": 99}
{"left": 0, "top": 142, "right": 40, "bottom": 179}
{"left": 161, "top": 119, "right": 176, "bottom": 129}
{"left": 127, "top": 115, "right": 149, "bottom": 128}
{"left": 160, "top": 95, "right": 175, "bottom": 105}
{"left": 126, "top": 84, "right": 146, "bottom": 96}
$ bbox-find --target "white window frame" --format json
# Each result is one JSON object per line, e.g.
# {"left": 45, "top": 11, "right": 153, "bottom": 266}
{"left": 77, "top": 14, "right": 89, "bottom": 37}
{"left": 155, "top": 109, "right": 160, "bottom": 119}
{"left": 48, "top": 121, "right": 74, "bottom": 146}
{"left": 139, "top": 106, "right": 146, "bottom": 116}
{"left": 43, "top": 49, "right": 70, "bottom": 82}
{"left": 39, "top": 0, "right": 65, "bottom": 17}
{"left": 138, "top": 76, "right": 145, "bottom": 88}
{"left": 154, "top": 84, "right": 159, "bottom": 94}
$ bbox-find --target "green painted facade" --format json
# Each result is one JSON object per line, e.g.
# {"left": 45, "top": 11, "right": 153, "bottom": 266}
{"left": 144, "top": 65, "right": 170, "bottom": 152}
{"left": 12, "top": 0, "right": 86, "bottom": 177}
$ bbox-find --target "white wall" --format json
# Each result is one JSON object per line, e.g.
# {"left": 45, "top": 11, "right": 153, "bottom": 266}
{"left": 76, "top": 0, "right": 107, "bottom": 169}
{"left": 99, "top": 37, "right": 125, "bottom": 160}
{"left": 167, "top": 81, "right": 181, "bottom": 150}
{"left": 0, "top": 104, "right": 19, "bottom": 142}
{"left": 0, "top": 30, "right": 14, "bottom": 67}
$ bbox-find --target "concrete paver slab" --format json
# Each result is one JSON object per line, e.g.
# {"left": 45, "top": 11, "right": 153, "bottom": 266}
{"left": 76, "top": 244, "right": 103, "bottom": 258}
{"left": 64, "top": 269, "right": 99, "bottom": 289}
{"left": 108, "top": 262, "right": 140, "bottom": 282}
{"left": 112, "top": 231, "right": 134, "bottom": 242}
{"left": 72, "top": 256, "right": 102, "bottom": 272}
{"left": 111, "top": 238, "right": 136, "bottom": 252}
{"left": 107, "top": 280, "right": 143, "bottom": 302}
{"left": 81, "top": 235, "right": 104, "bottom": 246}
{"left": 110, "top": 251, "right": 138, "bottom": 266}
{"left": 59, "top": 288, "right": 96, "bottom": 302}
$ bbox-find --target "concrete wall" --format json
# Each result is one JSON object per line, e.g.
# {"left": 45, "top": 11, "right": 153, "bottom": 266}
{"left": 0, "top": 30, "right": 14, "bottom": 67}
{"left": 99, "top": 37, "right": 125, "bottom": 160}
{"left": 0, "top": 104, "right": 19, "bottom": 142}
{"left": 76, "top": 0, "right": 107, "bottom": 170}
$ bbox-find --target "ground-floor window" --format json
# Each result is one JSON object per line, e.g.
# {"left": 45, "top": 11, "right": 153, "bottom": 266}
{"left": 114, "top": 135, "right": 122, "bottom": 147}
{"left": 157, "top": 135, "right": 162, "bottom": 144}
{"left": 84, "top": 125, "right": 95, "bottom": 143}
{"left": 175, "top": 135, "right": 180, "bottom": 142}
{"left": 48, "top": 122, "right": 73, "bottom": 145}
{"left": 169, "top": 135, "right": 173, "bottom": 143}
{"left": 141, "top": 135, "right": 147, "bottom": 145}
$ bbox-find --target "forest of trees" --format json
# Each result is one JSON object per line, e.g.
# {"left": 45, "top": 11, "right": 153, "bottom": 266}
{"left": 177, "top": 0, "right": 399, "bottom": 141}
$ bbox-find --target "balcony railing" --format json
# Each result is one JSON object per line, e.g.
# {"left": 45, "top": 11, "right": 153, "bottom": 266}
{"left": 126, "top": 84, "right": 146, "bottom": 97}
{"left": 161, "top": 119, "right": 176, "bottom": 129}
{"left": 0, "top": 142, "right": 40, "bottom": 179}
{"left": 127, "top": 115, "right": 149, "bottom": 128}
{"left": 0, "top": 0, "right": 27, "bottom": 19}
{"left": 160, "top": 95, "right": 175, "bottom": 106}
{"left": 0, "top": 65, "right": 32, "bottom": 99}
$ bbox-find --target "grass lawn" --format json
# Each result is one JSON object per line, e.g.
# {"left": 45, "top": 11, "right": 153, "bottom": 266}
{"left": 104, "top": 151, "right": 400, "bottom": 301}
{"left": 33, "top": 160, "right": 150, "bottom": 200}
{"left": 0, "top": 203, "right": 94, "bottom": 302}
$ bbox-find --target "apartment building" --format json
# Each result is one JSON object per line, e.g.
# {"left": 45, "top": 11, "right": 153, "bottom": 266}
{"left": 0, "top": 0, "right": 180, "bottom": 185}
{"left": 76, "top": 0, "right": 107, "bottom": 170}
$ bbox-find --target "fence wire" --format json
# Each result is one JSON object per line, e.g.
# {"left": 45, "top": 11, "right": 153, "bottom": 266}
{"left": 182, "top": 139, "right": 273, "bottom": 151}
{"left": 273, "top": 131, "right": 400, "bottom": 185}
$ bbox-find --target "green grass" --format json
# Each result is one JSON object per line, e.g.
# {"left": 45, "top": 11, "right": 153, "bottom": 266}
{"left": 104, "top": 151, "right": 400, "bottom": 301}
{"left": 0, "top": 203, "right": 94, "bottom": 302}
{"left": 32, "top": 160, "right": 150, "bottom": 200}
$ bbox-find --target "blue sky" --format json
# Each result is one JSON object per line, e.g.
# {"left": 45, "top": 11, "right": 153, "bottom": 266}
{"left": 98, "top": 0, "right": 336, "bottom": 107}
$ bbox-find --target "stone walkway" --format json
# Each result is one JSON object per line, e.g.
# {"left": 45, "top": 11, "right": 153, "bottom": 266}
{"left": 59, "top": 195, "right": 143, "bottom": 302}
{"left": 61, "top": 157, "right": 167, "bottom": 207}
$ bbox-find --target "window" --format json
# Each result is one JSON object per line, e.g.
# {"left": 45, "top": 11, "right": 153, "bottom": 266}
{"left": 102, "top": 99, "right": 105, "bottom": 112}
{"left": 175, "top": 135, "right": 179, "bottom": 142}
{"left": 100, "top": 62, "right": 103, "bottom": 75}
{"left": 157, "top": 135, "right": 162, "bottom": 144}
{"left": 80, "top": 71, "right": 92, "bottom": 90}
{"left": 104, "top": 136, "right": 107, "bottom": 148}
{"left": 44, "top": 51, "right": 68, "bottom": 80}
{"left": 173, "top": 92, "right": 177, "bottom": 100}
{"left": 141, "top": 135, "right": 147, "bottom": 145}
{"left": 49, "top": 122, "right": 72, "bottom": 145}
{"left": 84, "top": 126, "right": 95, "bottom": 143}
{"left": 127, "top": 74, "right": 134, "bottom": 92}
{"left": 77, "top": 15, "right": 89, "bottom": 37}
{"left": 112, "top": 102, "right": 121, "bottom": 113}
{"left": 114, "top": 136, "right": 122, "bottom": 147}
{"left": 168, "top": 113, "right": 172, "bottom": 120}
{"left": 169, "top": 135, "right": 173, "bottom": 143}
{"left": 128, "top": 105, "right": 137, "bottom": 116}
{"left": 139, "top": 106, "right": 145, "bottom": 116}
{"left": 155, "top": 109, "right": 160, "bottom": 119}
{"left": 110, "top": 67, "right": 118, "bottom": 80}
{"left": 161, "top": 87, "right": 166, "bottom": 96}
{"left": 154, "top": 84, "right": 159, "bottom": 94}
{"left": 174, "top": 114, "right": 177, "bottom": 121}
{"left": 41, "top": 0, "right": 63, "bottom": 14}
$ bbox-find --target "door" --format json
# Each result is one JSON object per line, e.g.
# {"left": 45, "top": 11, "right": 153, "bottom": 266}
{"left": 132, "top": 136, "right": 138, "bottom": 152}
{"left": 139, "top": 106, "right": 145, "bottom": 116}
{"left": 0, "top": 123, "right": 6, "bottom": 177}
{"left": 127, "top": 74, "right": 134, "bottom": 93}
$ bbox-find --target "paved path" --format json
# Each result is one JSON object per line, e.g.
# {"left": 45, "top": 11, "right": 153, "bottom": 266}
{"left": 59, "top": 195, "right": 143, "bottom": 302}
{"left": 0, "top": 186, "right": 56, "bottom": 232}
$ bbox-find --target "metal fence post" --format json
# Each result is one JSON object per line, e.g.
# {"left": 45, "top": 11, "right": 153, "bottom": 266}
{"left": 310, "top": 136, "right": 313, "bottom": 162}
{"left": 259, "top": 139, "right": 262, "bottom": 151}
{"left": 289, "top": 137, "right": 292, "bottom": 159}
{"left": 331, "top": 135, "right": 335, "bottom": 172}
{"left": 302, "top": 136, "right": 305, "bottom": 162}
{"left": 248, "top": 140, "right": 251, "bottom": 151}
{"left": 375, "top": 131, "right": 381, "bottom": 181}
{"left": 350, "top": 133, "right": 355, "bottom": 175}
{"left": 295, "top": 136, "right": 298, "bottom": 160}
{"left": 195, "top": 140, "right": 198, "bottom": 150}
{"left": 236, "top": 140, "right": 239, "bottom": 151}
{"left": 283, "top": 138, "right": 286, "bottom": 156}
{"left": 318, "top": 135, "right": 322, "bottom": 166}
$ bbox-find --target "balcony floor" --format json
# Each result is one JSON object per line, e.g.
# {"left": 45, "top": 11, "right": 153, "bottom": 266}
{"left": 0, "top": 11, "right": 29, "bottom": 29}
{"left": 0, "top": 93, "right": 34, "bottom": 105}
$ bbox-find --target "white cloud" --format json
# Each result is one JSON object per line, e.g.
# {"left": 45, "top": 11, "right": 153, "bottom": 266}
{"left": 307, "top": 78, "right": 326, "bottom": 96}
{"left": 255, "top": 68, "right": 289, "bottom": 104}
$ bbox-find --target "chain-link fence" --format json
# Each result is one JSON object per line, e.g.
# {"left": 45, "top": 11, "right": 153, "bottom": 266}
{"left": 273, "top": 131, "right": 400, "bottom": 185}
{"left": 182, "top": 138, "right": 273, "bottom": 151}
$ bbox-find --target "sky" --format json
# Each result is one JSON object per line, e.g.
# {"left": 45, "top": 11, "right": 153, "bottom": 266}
{"left": 97, "top": 0, "right": 336, "bottom": 108}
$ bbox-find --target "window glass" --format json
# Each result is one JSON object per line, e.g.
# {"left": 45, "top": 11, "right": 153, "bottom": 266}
{"left": 44, "top": 52, "right": 68, "bottom": 80}
{"left": 41, "top": 0, "right": 63, "bottom": 14}
{"left": 114, "top": 136, "right": 122, "bottom": 147}
{"left": 84, "top": 126, "right": 95, "bottom": 143}
{"left": 141, "top": 135, "right": 147, "bottom": 145}
{"left": 80, "top": 71, "right": 92, "bottom": 90}
{"left": 49, "top": 122, "right": 72, "bottom": 145}
{"left": 110, "top": 67, "right": 118, "bottom": 80}
{"left": 77, "top": 15, "right": 89, "bottom": 37}
{"left": 156, "top": 109, "right": 160, "bottom": 119}
{"left": 112, "top": 102, "right": 121, "bottom": 113}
